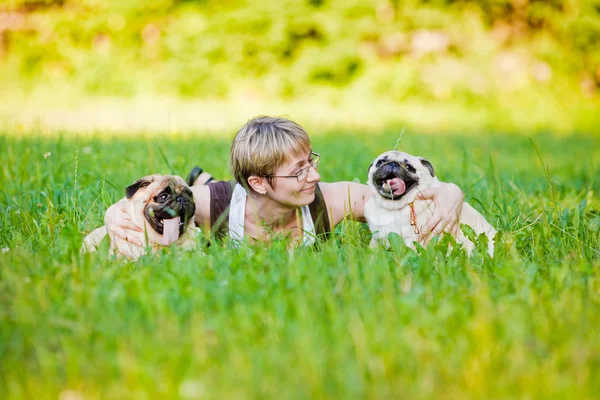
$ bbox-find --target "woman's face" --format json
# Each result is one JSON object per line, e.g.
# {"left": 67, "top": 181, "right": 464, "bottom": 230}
{"left": 264, "top": 150, "right": 321, "bottom": 207}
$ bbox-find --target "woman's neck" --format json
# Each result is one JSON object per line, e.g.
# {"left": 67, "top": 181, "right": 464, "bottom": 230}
{"left": 245, "top": 192, "right": 301, "bottom": 230}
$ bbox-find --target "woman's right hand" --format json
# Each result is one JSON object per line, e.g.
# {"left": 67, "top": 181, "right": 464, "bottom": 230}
{"left": 104, "top": 199, "right": 145, "bottom": 252}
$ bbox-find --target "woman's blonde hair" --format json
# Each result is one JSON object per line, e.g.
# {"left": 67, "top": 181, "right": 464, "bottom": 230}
{"left": 230, "top": 116, "right": 311, "bottom": 189}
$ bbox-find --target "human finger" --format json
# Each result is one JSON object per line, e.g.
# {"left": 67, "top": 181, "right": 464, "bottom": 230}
{"left": 122, "top": 219, "right": 143, "bottom": 232}
{"left": 114, "top": 237, "right": 145, "bottom": 259}
{"left": 418, "top": 215, "right": 442, "bottom": 244}
{"left": 125, "top": 241, "right": 144, "bottom": 260}
{"left": 416, "top": 187, "right": 439, "bottom": 201}
{"left": 111, "top": 227, "right": 144, "bottom": 247}
{"left": 106, "top": 217, "right": 143, "bottom": 237}
{"left": 107, "top": 218, "right": 143, "bottom": 235}
{"left": 445, "top": 215, "right": 461, "bottom": 235}
{"left": 116, "top": 241, "right": 138, "bottom": 260}
{"left": 433, "top": 218, "right": 452, "bottom": 239}
{"left": 118, "top": 212, "right": 143, "bottom": 232}
{"left": 424, "top": 222, "right": 446, "bottom": 246}
{"left": 115, "top": 240, "right": 135, "bottom": 259}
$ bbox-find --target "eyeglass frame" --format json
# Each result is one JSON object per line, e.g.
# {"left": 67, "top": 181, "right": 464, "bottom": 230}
{"left": 264, "top": 152, "right": 321, "bottom": 182}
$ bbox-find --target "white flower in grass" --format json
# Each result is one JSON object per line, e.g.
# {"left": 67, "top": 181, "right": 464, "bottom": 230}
{"left": 179, "top": 380, "right": 205, "bottom": 399}
{"left": 43, "top": 152, "right": 51, "bottom": 159}
{"left": 58, "top": 389, "right": 84, "bottom": 400}
{"left": 82, "top": 146, "right": 92, "bottom": 154}
{"left": 1, "top": 247, "right": 8, "bottom": 254}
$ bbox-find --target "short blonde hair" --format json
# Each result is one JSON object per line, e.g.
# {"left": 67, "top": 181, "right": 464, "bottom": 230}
{"left": 230, "top": 116, "right": 312, "bottom": 189}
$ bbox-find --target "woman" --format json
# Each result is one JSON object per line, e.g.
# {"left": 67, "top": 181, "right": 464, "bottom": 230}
{"left": 105, "top": 116, "right": 464, "bottom": 253}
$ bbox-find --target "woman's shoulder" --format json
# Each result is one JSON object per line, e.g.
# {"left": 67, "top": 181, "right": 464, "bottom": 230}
{"left": 191, "top": 180, "right": 236, "bottom": 231}
{"left": 208, "top": 180, "right": 237, "bottom": 198}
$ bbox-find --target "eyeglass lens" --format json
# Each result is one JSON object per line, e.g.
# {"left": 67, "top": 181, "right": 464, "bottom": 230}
{"left": 297, "top": 166, "right": 309, "bottom": 181}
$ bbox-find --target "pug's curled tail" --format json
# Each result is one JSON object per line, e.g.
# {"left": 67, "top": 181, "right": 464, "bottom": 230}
{"left": 81, "top": 226, "right": 108, "bottom": 253}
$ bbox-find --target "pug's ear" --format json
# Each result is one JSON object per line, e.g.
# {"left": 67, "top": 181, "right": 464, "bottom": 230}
{"left": 125, "top": 177, "right": 154, "bottom": 199}
{"left": 419, "top": 158, "right": 435, "bottom": 177}
{"left": 367, "top": 161, "right": 374, "bottom": 175}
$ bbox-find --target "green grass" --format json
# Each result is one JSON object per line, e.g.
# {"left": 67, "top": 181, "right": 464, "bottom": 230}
{"left": 1, "top": 130, "right": 599, "bottom": 399}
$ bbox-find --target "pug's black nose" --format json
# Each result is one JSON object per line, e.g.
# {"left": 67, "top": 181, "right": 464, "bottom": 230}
{"left": 176, "top": 196, "right": 185, "bottom": 205}
{"left": 388, "top": 161, "right": 400, "bottom": 168}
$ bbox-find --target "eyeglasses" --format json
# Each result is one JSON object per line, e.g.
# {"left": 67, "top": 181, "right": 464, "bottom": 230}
{"left": 265, "top": 152, "right": 320, "bottom": 182}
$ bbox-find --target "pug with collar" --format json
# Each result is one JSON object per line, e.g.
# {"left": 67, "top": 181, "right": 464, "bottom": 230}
{"left": 81, "top": 174, "right": 198, "bottom": 260}
{"left": 364, "top": 151, "right": 496, "bottom": 256}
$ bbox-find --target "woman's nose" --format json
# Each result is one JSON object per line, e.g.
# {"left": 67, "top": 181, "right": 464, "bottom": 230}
{"left": 307, "top": 166, "right": 320, "bottom": 182}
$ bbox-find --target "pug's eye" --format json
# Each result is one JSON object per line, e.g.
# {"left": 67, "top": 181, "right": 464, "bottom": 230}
{"left": 406, "top": 164, "right": 416, "bottom": 173}
{"left": 157, "top": 193, "right": 170, "bottom": 202}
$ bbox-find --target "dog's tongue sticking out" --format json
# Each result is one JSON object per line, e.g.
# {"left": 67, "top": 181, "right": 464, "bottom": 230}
{"left": 161, "top": 216, "right": 181, "bottom": 245}
{"left": 387, "top": 178, "right": 406, "bottom": 195}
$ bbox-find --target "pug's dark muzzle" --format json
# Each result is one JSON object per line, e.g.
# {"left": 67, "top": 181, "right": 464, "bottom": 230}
{"left": 144, "top": 194, "right": 196, "bottom": 236}
{"left": 373, "top": 161, "right": 418, "bottom": 200}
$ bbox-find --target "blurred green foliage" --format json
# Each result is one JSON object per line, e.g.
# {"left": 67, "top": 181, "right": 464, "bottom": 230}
{"left": 1, "top": 0, "right": 599, "bottom": 128}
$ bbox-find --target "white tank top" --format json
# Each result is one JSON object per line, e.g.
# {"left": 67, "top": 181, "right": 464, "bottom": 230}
{"left": 228, "top": 183, "right": 316, "bottom": 247}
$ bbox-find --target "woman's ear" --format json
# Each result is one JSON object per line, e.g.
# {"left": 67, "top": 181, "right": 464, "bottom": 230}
{"left": 247, "top": 175, "right": 267, "bottom": 195}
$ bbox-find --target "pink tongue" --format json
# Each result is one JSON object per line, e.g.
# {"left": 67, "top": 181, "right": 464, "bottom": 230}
{"left": 386, "top": 178, "right": 406, "bottom": 195}
{"left": 161, "top": 216, "right": 181, "bottom": 245}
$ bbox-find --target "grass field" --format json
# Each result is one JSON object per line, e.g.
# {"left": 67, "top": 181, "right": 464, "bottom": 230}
{"left": 1, "top": 129, "right": 599, "bottom": 399}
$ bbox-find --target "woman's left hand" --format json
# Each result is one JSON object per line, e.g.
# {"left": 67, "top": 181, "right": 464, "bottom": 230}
{"left": 416, "top": 183, "right": 464, "bottom": 245}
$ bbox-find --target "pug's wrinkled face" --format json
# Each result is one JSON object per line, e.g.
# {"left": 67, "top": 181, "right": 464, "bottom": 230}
{"left": 367, "top": 151, "right": 435, "bottom": 201}
{"left": 126, "top": 175, "right": 196, "bottom": 236}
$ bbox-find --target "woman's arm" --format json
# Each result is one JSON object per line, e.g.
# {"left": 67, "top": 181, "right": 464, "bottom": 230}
{"left": 318, "top": 182, "right": 372, "bottom": 225}
{"left": 319, "top": 181, "right": 465, "bottom": 241}
{"left": 190, "top": 184, "right": 212, "bottom": 233}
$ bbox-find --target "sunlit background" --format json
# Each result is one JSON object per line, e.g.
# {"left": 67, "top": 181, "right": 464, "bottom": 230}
{"left": 1, "top": 0, "right": 599, "bottom": 134}
{"left": 3, "top": 2, "right": 600, "bottom": 398}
